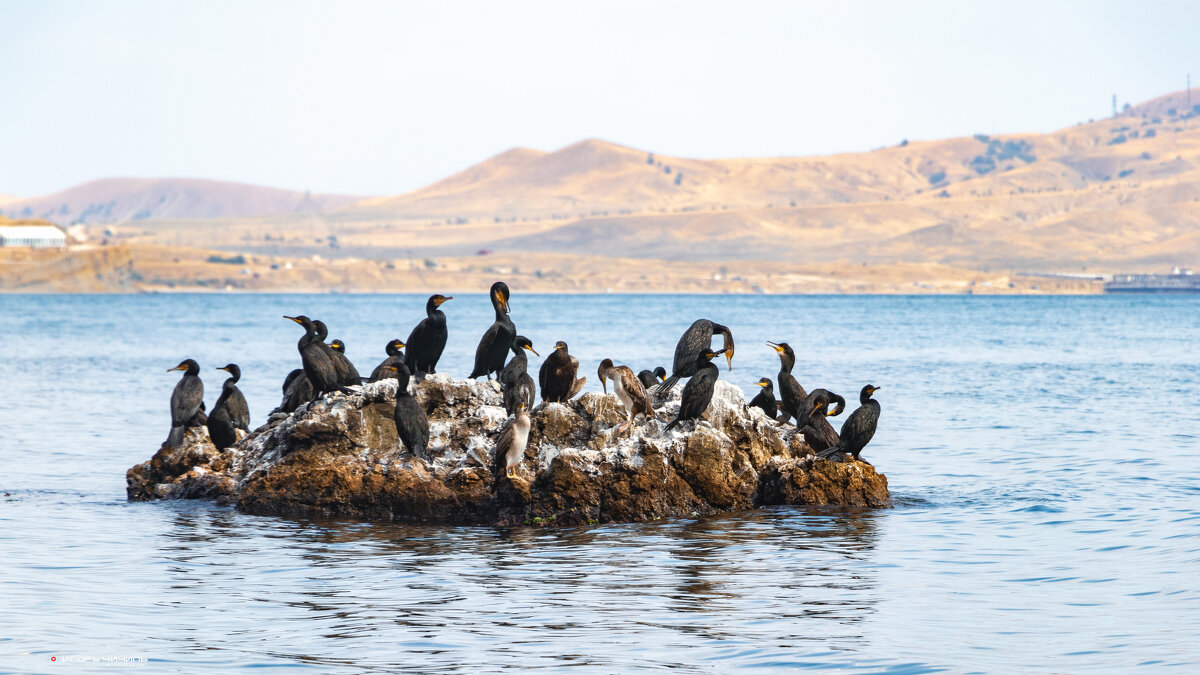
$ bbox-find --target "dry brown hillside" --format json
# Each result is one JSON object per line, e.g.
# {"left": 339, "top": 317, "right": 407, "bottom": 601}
{"left": 110, "top": 88, "right": 1200, "bottom": 276}
{"left": 10, "top": 88, "right": 1198, "bottom": 293}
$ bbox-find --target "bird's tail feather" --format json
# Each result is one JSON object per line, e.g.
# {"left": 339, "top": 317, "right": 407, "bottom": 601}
{"left": 168, "top": 425, "right": 184, "bottom": 447}
{"left": 656, "top": 375, "right": 680, "bottom": 396}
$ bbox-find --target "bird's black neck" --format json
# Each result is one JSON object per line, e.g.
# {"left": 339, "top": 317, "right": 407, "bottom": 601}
{"left": 509, "top": 348, "right": 528, "bottom": 368}
{"left": 426, "top": 298, "right": 446, "bottom": 323}
{"left": 393, "top": 364, "right": 412, "bottom": 394}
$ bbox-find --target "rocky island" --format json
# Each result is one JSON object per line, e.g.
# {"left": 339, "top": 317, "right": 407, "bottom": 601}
{"left": 127, "top": 375, "right": 891, "bottom": 525}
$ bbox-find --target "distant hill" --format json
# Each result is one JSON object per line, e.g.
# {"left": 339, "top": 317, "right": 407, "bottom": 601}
{"left": 1, "top": 178, "right": 361, "bottom": 226}
{"left": 311, "top": 88, "right": 1200, "bottom": 272}
{"left": 31, "top": 88, "right": 1200, "bottom": 278}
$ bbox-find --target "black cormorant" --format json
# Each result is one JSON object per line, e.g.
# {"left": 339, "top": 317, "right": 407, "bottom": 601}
{"left": 496, "top": 403, "right": 531, "bottom": 479}
{"left": 277, "top": 368, "right": 314, "bottom": 413}
{"left": 500, "top": 335, "right": 539, "bottom": 415}
{"left": 663, "top": 348, "right": 727, "bottom": 433}
{"left": 748, "top": 377, "right": 777, "bottom": 420}
{"left": 598, "top": 358, "right": 655, "bottom": 432}
{"left": 469, "top": 282, "right": 514, "bottom": 380}
{"left": 405, "top": 294, "right": 452, "bottom": 379}
{"left": 385, "top": 361, "right": 429, "bottom": 459}
{"left": 638, "top": 366, "right": 667, "bottom": 390}
{"left": 370, "top": 339, "right": 406, "bottom": 381}
{"left": 819, "top": 385, "right": 881, "bottom": 464}
{"left": 767, "top": 341, "right": 807, "bottom": 425}
{"left": 798, "top": 397, "right": 839, "bottom": 453}
{"left": 314, "top": 320, "right": 361, "bottom": 387}
{"left": 540, "top": 341, "right": 586, "bottom": 403}
{"left": 167, "top": 358, "right": 204, "bottom": 447}
{"left": 658, "top": 319, "right": 734, "bottom": 395}
{"left": 208, "top": 364, "right": 250, "bottom": 451}
{"left": 285, "top": 315, "right": 340, "bottom": 398}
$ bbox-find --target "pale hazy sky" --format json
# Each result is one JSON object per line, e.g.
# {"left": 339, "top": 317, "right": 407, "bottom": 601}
{"left": 3, "top": 0, "right": 1199, "bottom": 198}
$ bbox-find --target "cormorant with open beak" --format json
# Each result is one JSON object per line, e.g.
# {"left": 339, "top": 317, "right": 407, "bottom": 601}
{"left": 663, "top": 347, "right": 728, "bottom": 433}
{"left": 500, "top": 335, "right": 539, "bottom": 415}
{"left": 767, "top": 341, "right": 807, "bottom": 425}
{"left": 469, "top": 282, "right": 514, "bottom": 380}
{"left": 598, "top": 358, "right": 655, "bottom": 432}
{"left": 540, "top": 340, "right": 586, "bottom": 403}
{"left": 405, "top": 294, "right": 452, "bottom": 380}
{"left": 208, "top": 364, "right": 250, "bottom": 451}
{"left": 167, "top": 358, "right": 205, "bottom": 447}
{"left": 657, "top": 319, "right": 734, "bottom": 396}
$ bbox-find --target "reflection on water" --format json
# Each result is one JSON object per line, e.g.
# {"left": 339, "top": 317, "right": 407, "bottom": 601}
{"left": 144, "top": 507, "right": 884, "bottom": 672}
{"left": 3, "top": 293, "right": 1199, "bottom": 672}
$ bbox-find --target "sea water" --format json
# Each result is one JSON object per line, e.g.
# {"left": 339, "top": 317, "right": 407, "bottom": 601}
{"left": 2, "top": 293, "right": 1198, "bottom": 672}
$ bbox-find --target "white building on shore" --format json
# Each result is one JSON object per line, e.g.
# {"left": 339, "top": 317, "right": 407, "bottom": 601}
{"left": 0, "top": 223, "right": 68, "bottom": 248}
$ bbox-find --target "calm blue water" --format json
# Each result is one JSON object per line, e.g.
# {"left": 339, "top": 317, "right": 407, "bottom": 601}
{"left": 2, "top": 293, "right": 1199, "bottom": 672}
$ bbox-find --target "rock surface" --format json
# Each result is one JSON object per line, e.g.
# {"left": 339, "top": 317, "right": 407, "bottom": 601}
{"left": 127, "top": 375, "right": 891, "bottom": 525}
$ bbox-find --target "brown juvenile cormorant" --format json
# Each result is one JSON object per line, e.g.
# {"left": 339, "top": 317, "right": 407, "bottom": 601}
{"left": 819, "top": 385, "right": 881, "bottom": 464}
{"left": 167, "top": 358, "right": 204, "bottom": 447}
{"left": 638, "top": 366, "right": 667, "bottom": 390}
{"left": 405, "top": 294, "right": 452, "bottom": 379}
{"left": 285, "top": 315, "right": 340, "bottom": 398}
{"left": 748, "top": 377, "right": 777, "bottom": 420}
{"left": 314, "top": 320, "right": 361, "bottom": 387}
{"left": 598, "top": 358, "right": 655, "bottom": 432}
{"left": 499, "top": 335, "right": 539, "bottom": 415}
{"left": 370, "top": 339, "right": 406, "bottom": 381}
{"left": 540, "top": 341, "right": 586, "bottom": 403}
{"left": 495, "top": 403, "right": 531, "bottom": 479}
{"left": 277, "top": 368, "right": 314, "bottom": 413}
{"left": 469, "top": 282, "right": 514, "bottom": 380}
{"left": 663, "top": 348, "right": 727, "bottom": 433}
{"left": 208, "top": 364, "right": 250, "bottom": 451}
{"left": 767, "top": 341, "right": 807, "bottom": 425}
{"left": 657, "top": 319, "right": 734, "bottom": 395}
{"left": 385, "top": 361, "right": 429, "bottom": 459}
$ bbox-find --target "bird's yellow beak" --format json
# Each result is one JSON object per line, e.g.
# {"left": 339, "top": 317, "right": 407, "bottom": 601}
{"left": 767, "top": 341, "right": 784, "bottom": 353}
{"left": 525, "top": 345, "right": 540, "bottom": 357}
{"left": 167, "top": 365, "right": 185, "bottom": 372}
{"left": 758, "top": 381, "right": 768, "bottom": 388}
{"left": 285, "top": 316, "right": 303, "bottom": 324}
